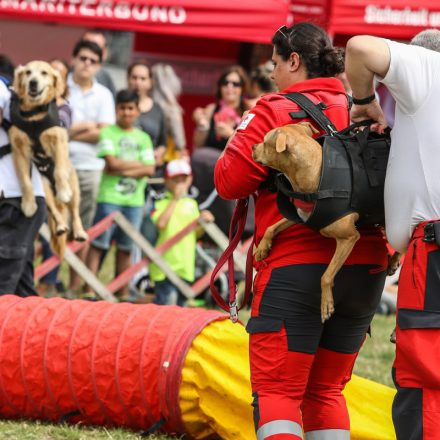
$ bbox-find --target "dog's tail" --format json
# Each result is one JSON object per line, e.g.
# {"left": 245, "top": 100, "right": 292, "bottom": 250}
{"left": 48, "top": 203, "right": 67, "bottom": 260}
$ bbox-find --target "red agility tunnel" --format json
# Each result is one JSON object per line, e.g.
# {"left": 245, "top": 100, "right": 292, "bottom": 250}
{"left": 0, "top": 295, "right": 226, "bottom": 435}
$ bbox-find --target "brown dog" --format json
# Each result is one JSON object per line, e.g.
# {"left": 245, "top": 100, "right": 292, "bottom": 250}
{"left": 9, "top": 61, "right": 87, "bottom": 257}
{"left": 252, "top": 122, "right": 399, "bottom": 322}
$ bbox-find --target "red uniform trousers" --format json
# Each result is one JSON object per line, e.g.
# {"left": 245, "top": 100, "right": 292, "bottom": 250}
{"left": 248, "top": 261, "right": 386, "bottom": 440}
{"left": 393, "top": 220, "right": 440, "bottom": 440}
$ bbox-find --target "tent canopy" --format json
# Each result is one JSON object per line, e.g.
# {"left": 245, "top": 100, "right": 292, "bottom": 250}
{"left": 329, "top": 0, "right": 440, "bottom": 40}
{"left": 290, "top": 0, "right": 440, "bottom": 40}
{"left": 0, "top": 0, "right": 288, "bottom": 43}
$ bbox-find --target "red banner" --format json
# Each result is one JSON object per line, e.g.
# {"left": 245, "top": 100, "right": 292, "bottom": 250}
{"left": 329, "top": 1, "right": 440, "bottom": 39}
{"left": 0, "top": 0, "right": 289, "bottom": 43}
{"left": 288, "top": 0, "right": 328, "bottom": 27}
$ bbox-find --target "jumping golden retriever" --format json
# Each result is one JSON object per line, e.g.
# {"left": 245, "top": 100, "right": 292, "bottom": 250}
{"left": 9, "top": 60, "right": 87, "bottom": 258}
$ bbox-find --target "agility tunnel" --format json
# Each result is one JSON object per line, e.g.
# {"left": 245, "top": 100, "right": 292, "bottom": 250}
{"left": 0, "top": 295, "right": 396, "bottom": 439}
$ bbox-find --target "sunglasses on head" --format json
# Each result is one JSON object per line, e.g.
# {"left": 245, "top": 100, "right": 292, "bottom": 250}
{"left": 78, "top": 55, "right": 100, "bottom": 65}
{"left": 220, "top": 79, "right": 242, "bottom": 88}
{"left": 275, "top": 25, "right": 294, "bottom": 51}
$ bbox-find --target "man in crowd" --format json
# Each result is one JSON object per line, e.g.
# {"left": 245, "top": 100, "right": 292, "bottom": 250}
{"left": 68, "top": 39, "right": 115, "bottom": 292}
{"left": 81, "top": 29, "right": 116, "bottom": 96}
{"left": 346, "top": 29, "right": 440, "bottom": 439}
{"left": 0, "top": 77, "right": 45, "bottom": 296}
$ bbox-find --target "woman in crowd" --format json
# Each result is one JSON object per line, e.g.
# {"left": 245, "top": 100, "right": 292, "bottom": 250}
{"left": 192, "top": 65, "right": 249, "bottom": 150}
{"left": 127, "top": 60, "right": 166, "bottom": 165}
{"left": 151, "top": 63, "right": 186, "bottom": 159}
{"left": 214, "top": 22, "right": 388, "bottom": 439}
{"left": 246, "top": 62, "right": 277, "bottom": 108}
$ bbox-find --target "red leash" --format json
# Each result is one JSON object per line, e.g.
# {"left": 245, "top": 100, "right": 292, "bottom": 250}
{"left": 210, "top": 197, "right": 254, "bottom": 322}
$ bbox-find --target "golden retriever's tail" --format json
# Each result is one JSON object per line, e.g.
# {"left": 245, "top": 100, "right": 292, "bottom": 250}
{"left": 48, "top": 204, "right": 67, "bottom": 260}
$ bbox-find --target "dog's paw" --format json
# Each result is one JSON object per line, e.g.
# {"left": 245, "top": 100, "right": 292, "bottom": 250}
{"left": 21, "top": 199, "right": 38, "bottom": 217}
{"left": 387, "top": 252, "right": 401, "bottom": 276}
{"left": 56, "top": 224, "right": 68, "bottom": 236}
{"left": 254, "top": 239, "right": 271, "bottom": 261}
{"left": 321, "top": 299, "right": 335, "bottom": 323}
{"left": 254, "top": 245, "right": 270, "bottom": 261}
{"left": 74, "top": 229, "right": 88, "bottom": 242}
{"left": 56, "top": 187, "right": 72, "bottom": 204}
{"left": 390, "top": 327, "right": 396, "bottom": 344}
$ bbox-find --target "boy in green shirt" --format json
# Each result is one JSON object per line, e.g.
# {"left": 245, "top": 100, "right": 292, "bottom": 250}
{"left": 86, "top": 89, "right": 155, "bottom": 297}
{"left": 150, "top": 159, "right": 214, "bottom": 305}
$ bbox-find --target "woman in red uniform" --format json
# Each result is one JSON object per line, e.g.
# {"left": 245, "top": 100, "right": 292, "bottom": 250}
{"left": 214, "top": 23, "right": 388, "bottom": 440}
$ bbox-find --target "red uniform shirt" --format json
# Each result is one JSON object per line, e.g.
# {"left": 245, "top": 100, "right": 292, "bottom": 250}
{"left": 214, "top": 77, "right": 388, "bottom": 269}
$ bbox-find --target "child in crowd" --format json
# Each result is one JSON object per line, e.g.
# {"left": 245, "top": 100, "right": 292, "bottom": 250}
{"left": 150, "top": 159, "right": 214, "bottom": 306}
{"left": 85, "top": 89, "right": 155, "bottom": 298}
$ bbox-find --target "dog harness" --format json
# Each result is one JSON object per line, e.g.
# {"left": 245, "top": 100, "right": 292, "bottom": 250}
{"left": 270, "top": 92, "right": 391, "bottom": 231}
{"left": 9, "top": 91, "right": 61, "bottom": 185}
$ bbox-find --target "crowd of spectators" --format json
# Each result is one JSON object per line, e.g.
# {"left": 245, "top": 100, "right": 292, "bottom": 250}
{"left": 0, "top": 28, "right": 276, "bottom": 305}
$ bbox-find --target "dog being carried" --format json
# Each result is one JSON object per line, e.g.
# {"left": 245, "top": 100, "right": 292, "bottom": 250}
{"left": 252, "top": 120, "right": 400, "bottom": 322}
{"left": 9, "top": 61, "right": 87, "bottom": 258}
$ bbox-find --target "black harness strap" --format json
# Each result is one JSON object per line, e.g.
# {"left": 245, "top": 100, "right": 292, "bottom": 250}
{"left": 0, "top": 144, "right": 11, "bottom": 158}
{"left": 276, "top": 174, "right": 349, "bottom": 202}
{"left": 284, "top": 92, "right": 337, "bottom": 134}
{"left": 9, "top": 92, "right": 60, "bottom": 188}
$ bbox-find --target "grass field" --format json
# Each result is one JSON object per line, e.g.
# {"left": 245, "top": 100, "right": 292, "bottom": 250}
{"left": 0, "top": 307, "right": 396, "bottom": 439}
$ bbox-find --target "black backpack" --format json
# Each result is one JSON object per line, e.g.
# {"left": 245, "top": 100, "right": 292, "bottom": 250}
{"left": 273, "top": 92, "right": 391, "bottom": 231}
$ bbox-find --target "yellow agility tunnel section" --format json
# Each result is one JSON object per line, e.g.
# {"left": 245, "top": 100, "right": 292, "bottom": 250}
{"left": 0, "top": 296, "right": 396, "bottom": 439}
{"left": 181, "top": 319, "right": 397, "bottom": 440}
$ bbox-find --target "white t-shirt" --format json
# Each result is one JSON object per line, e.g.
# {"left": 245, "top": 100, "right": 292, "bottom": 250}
{"left": 67, "top": 74, "right": 115, "bottom": 171}
{"left": 0, "top": 81, "right": 44, "bottom": 198}
{"left": 379, "top": 39, "right": 440, "bottom": 253}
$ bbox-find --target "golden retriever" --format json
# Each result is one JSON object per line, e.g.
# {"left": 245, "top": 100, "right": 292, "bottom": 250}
{"left": 9, "top": 60, "right": 87, "bottom": 257}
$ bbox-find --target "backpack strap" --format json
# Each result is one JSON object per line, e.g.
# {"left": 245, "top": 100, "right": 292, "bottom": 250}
{"left": 284, "top": 92, "right": 337, "bottom": 135}
{"left": 276, "top": 173, "right": 349, "bottom": 202}
{"left": 0, "top": 144, "right": 11, "bottom": 159}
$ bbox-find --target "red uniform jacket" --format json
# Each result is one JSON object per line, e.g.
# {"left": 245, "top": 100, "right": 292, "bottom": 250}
{"left": 214, "top": 78, "right": 388, "bottom": 269}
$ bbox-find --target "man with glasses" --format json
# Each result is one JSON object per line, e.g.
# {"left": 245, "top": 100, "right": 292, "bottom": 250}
{"left": 68, "top": 40, "right": 115, "bottom": 293}
{"left": 81, "top": 29, "right": 116, "bottom": 97}
{"left": 346, "top": 29, "right": 440, "bottom": 440}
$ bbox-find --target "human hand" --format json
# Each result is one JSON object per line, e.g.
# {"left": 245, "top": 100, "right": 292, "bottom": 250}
{"left": 154, "top": 146, "right": 166, "bottom": 166}
{"left": 193, "top": 107, "right": 209, "bottom": 130}
{"left": 200, "top": 210, "right": 215, "bottom": 223}
{"left": 214, "top": 120, "right": 235, "bottom": 139}
{"left": 173, "top": 181, "right": 189, "bottom": 199}
{"left": 350, "top": 101, "right": 387, "bottom": 133}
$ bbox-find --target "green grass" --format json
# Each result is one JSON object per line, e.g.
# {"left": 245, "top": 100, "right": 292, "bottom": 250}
{"left": 0, "top": 420, "right": 180, "bottom": 439}
{"left": 354, "top": 314, "right": 396, "bottom": 388}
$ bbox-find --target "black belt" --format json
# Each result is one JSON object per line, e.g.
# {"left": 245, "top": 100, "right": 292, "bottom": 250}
{"left": 0, "top": 144, "right": 11, "bottom": 158}
{"left": 423, "top": 221, "right": 440, "bottom": 248}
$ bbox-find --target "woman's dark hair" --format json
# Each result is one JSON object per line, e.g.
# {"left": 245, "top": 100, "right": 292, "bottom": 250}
{"left": 0, "top": 54, "right": 14, "bottom": 84}
{"left": 215, "top": 65, "right": 249, "bottom": 114}
{"left": 116, "top": 89, "right": 139, "bottom": 106}
{"left": 272, "top": 22, "right": 344, "bottom": 78}
{"left": 49, "top": 58, "right": 70, "bottom": 99}
{"left": 127, "top": 60, "right": 150, "bottom": 78}
{"left": 250, "top": 64, "right": 276, "bottom": 94}
{"left": 72, "top": 40, "right": 103, "bottom": 63}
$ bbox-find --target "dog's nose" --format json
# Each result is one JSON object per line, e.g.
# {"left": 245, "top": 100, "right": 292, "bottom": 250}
{"left": 29, "top": 79, "right": 38, "bottom": 90}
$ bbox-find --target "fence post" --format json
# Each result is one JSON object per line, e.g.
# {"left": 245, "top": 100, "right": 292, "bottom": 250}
{"left": 39, "top": 224, "right": 117, "bottom": 302}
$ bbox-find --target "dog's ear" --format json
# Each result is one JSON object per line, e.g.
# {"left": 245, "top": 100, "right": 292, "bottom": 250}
{"left": 51, "top": 68, "right": 64, "bottom": 100}
{"left": 12, "top": 65, "right": 26, "bottom": 97}
{"left": 296, "top": 122, "right": 319, "bottom": 137}
{"left": 275, "top": 131, "right": 287, "bottom": 153}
